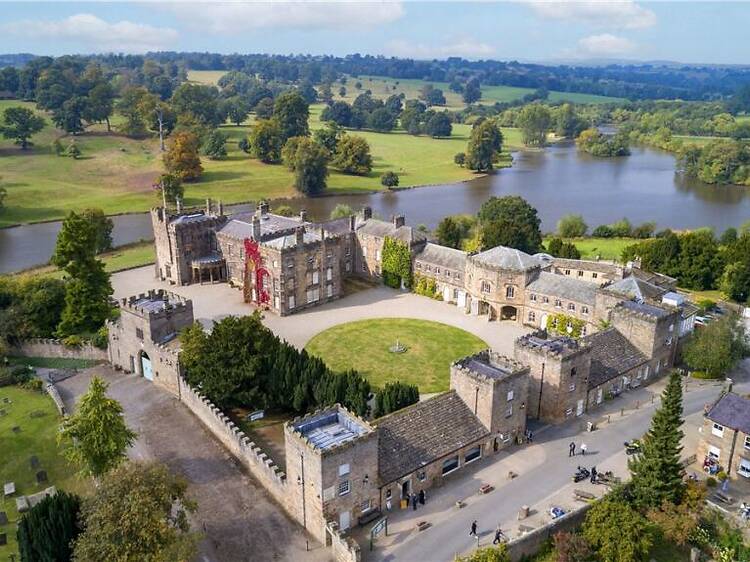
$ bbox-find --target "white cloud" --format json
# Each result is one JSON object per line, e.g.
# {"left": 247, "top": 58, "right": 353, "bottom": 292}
{"left": 577, "top": 33, "right": 636, "bottom": 56}
{"left": 1, "top": 14, "right": 179, "bottom": 53}
{"left": 385, "top": 39, "right": 495, "bottom": 60}
{"left": 166, "top": 1, "right": 405, "bottom": 34}
{"left": 524, "top": 0, "right": 656, "bottom": 29}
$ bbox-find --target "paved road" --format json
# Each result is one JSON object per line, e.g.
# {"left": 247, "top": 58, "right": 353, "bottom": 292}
{"left": 368, "top": 373, "right": 743, "bottom": 562}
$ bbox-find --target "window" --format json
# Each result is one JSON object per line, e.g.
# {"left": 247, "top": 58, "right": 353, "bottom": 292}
{"left": 505, "top": 404, "right": 513, "bottom": 418}
{"left": 568, "top": 303, "right": 576, "bottom": 312}
{"left": 507, "top": 390, "right": 514, "bottom": 402}
{"left": 506, "top": 286, "right": 515, "bottom": 298}
{"left": 712, "top": 423, "right": 725, "bottom": 438}
{"left": 739, "top": 459, "right": 750, "bottom": 478}
{"left": 745, "top": 436, "right": 750, "bottom": 450}
{"left": 376, "top": 250, "right": 381, "bottom": 261}
{"left": 416, "top": 262, "right": 422, "bottom": 270}
{"left": 708, "top": 445, "right": 721, "bottom": 461}
{"left": 592, "top": 272, "right": 598, "bottom": 279}
{"left": 273, "top": 260, "right": 278, "bottom": 268}
{"left": 287, "top": 259, "right": 294, "bottom": 269}
{"left": 287, "top": 277, "right": 296, "bottom": 290}
{"left": 446, "top": 270, "right": 451, "bottom": 277}
{"left": 327, "top": 284, "right": 334, "bottom": 298}
{"left": 436, "top": 267, "right": 441, "bottom": 274}
{"left": 578, "top": 270, "right": 584, "bottom": 277}
{"left": 288, "top": 295, "right": 296, "bottom": 309}
{"left": 345, "top": 261, "right": 351, "bottom": 273}
{"left": 582, "top": 306, "right": 589, "bottom": 315}
{"left": 555, "top": 299, "right": 562, "bottom": 308}
{"left": 481, "top": 281, "right": 491, "bottom": 294}
{"left": 530, "top": 294, "right": 537, "bottom": 302}
{"left": 569, "top": 383, "right": 576, "bottom": 392}
{"left": 442, "top": 456, "right": 459, "bottom": 475}
{"left": 362, "top": 262, "right": 366, "bottom": 272}
{"left": 385, "top": 489, "right": 392, "bottom": 499}
{"left": 528, "top": 311, "right": 536, "bottom": 322}
{"left": 338, "top": 480, "right": 350, "bottom": 496}
{"left": 565, "top": 408, "right": 573, "bottom": 417}
{"left": 362, "top": 247, "right": 368, "bottom": 257}
{"left": 312, "top": 271, "right": 319, "bottom": 285}
{"left": 346, "top": 245, "right": 351, "bottom": 256}
{"left": 571, "top": 367, "right": 577, "bottom": 378}
{"left": 306, "top": 288, "right": 320, "bottom": 304}
{"left": 453, "top": 288, "right": 459, "bottom": 299}
{"left": 361, "top": 499, "right": 372, "bottom": 512}
{"left": 565, "top": 269, "right": 571, "bottom": 275}
{"left": 135, "top": 328, "right": 144, "bottom": 340}
{"left": 326, "top": 267, "right": 333, "bottom": 281}
{"left": 339, "top": 463, "right": 350, "bottom": 476}
{"left": 542, "top": 296, "right": 549, "bottom": 304}
{"left": 465, "top": 446, "right": 482, "bottom": 464}
{"left": 581, "top": 326, "right": 587, "bottom": 336}
{"left": 417, "top": 471, "right": 426, "bottom": 482}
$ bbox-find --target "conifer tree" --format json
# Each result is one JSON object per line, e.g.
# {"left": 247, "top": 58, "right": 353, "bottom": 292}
{"left": 17, "top": 491, "right": 82, "bottom": 562}
{"left": 628, "top": 370, "right": 685, "bottom": 508}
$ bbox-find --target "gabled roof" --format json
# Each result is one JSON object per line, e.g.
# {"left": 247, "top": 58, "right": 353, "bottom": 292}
{"left": 630, "top": 267, "right": 677, "bottom": 289}
{"left": 376, "top": 391, "right": 489, "bottom": 484}
{"left": 415, "top": 243, "right": 467, "bottom": 272}
{"left": 471, "top": 246, "right": 541, "bottom": 272}
{"left": 551, "top": 258, "right": 624, "bottom": 276}
{"left": 356, "top": 218, "right": 426, "bottom": 245}
{"left": 526, "top": 271, "right": 598, "bottom": 305}
{"left": 584, "top": 328, "right": 648, "bottom": 389}
{"left": 619, "top": 299, "right": 673, "bottom": 319}
{"left": 706, "top": 393, "right": 750, "bottom": 434}
{"left": 218, "top": 212, "right": 303, "bottom": 241}
{"left": 607, "top": 276, "right": 666, "bottom": 301}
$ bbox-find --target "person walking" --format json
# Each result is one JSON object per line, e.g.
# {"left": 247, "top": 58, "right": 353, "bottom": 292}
{"left": 493, "top": 526, "right": 505, "bottom": 545}
{"left": 418, "top": 489, "right": 425, "bottom": 505}
{"left": 411, "top": 493, "right": 418, "bottom": 511}
{"left": 526, "top": 429, "right": 533, "bottom": 443}
{"left": 569, "top": 442, "right": 576, "bottom": 457}
{"left": 590, "top": 466, "right": 597, "bottom": 483}
{"left": 469, "top": 520, "right": 478, "bottom": 537}
{"left": 580, "top": 443, "right": 588, "bottom": 456}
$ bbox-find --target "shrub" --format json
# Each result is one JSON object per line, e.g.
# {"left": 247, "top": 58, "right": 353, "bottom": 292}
{"left": 62, "top": 334, "right": 84, "bottom": 347}
{"left": 706, "top": 477, "right": 717, "bottom": 487}
{"left": 592, "top": 224, "right": 615, "bottom": 238}
{"left": 716, "top": 470, "right": 728, "bottom": 482}
{"left": 91, "top": 326, "right": 108, "bottom": 349}
{"left": 454, "top": 152, "right": 466, "bottom": 167}
{"left": 22, "top": 378, "right": 44, "bottom": 392}
{"left": 374, "top": 381, "right": 419, "bottom": 417}
{"left": 380, "top": 171, "right": 399, "bottom": 188}
{"left": 11, "top": 364, "right": 35, "bottom": 384}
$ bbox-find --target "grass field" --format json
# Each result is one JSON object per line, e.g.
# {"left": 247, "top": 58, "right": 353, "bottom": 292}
{"left": 304, "top": 318, "right": 487, "bottom": 393}
{"left": 0, "top": 385, "right": 91, "bottom": 560}
{"left": 544, "top": 237, "right": 635, "bottom": 261}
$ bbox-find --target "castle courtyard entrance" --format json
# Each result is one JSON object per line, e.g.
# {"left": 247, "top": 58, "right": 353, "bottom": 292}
{"left": 500, "top": 305, "right": 518, "bottom": 321}
{"left": 140, "top": 351, "right": 153, "bottom": 381}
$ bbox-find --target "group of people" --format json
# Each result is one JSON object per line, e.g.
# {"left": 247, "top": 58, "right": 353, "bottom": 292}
{"left": 469, "top": 520, "right": 507, "bottom": 545}
{"left": 568, "top": 441, "right": 588, "bottom": 457}
{"left": 385, "top": 489, "right": 426, "bottom": 512}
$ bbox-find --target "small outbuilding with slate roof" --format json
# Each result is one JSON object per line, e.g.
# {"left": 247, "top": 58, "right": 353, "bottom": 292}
{"left": 697, "top": 393, "right": 750, "bottom": 480}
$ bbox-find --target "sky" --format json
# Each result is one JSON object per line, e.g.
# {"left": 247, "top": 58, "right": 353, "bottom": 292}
{"left": 0, "top": 1, "right": 749, "bottom": 65}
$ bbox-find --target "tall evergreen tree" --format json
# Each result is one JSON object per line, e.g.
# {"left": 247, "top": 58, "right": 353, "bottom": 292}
{"left": 628, "top": 370, "right": 685, "bottom": 508}
{"left": 17, "top": 491, "right": 82, "bottom": 562}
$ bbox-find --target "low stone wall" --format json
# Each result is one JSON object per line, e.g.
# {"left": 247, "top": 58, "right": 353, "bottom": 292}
{"left": 13, "top": 339, "right": 108, "bottom": 362}
{"left": 178, "top": 378, "right": 288, "bottom": 507}
{"left": 45, "top": 382, "right": 66, "bottom": 416}
{"left": 327, "top": 522, "right": 361, "bottom": 562}
{"left": 507, "top": 503, "right": 592, "bottom": 562}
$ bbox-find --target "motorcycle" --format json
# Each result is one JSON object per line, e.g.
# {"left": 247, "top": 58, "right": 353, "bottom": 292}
{"left": 572, "top": 466, "right": 590, "bottom": 483}
{"left": 592, "top": 470, "right": 615, "bottom": 485}
{"left": 624, "top": 440, "right": 642, "bottom": 455}
{"left": 739, "top": 502, "right": 750, "bottom": 521}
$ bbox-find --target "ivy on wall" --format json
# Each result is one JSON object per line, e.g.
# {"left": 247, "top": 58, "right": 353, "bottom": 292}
{"left": 382, "top": 237, "right": 412, "bottom": 289}
{"left": 412, "top": 274, "right": 443, "bottom": 300}
{"left": 548, "top": 313, "right": 587, "bottom": 338}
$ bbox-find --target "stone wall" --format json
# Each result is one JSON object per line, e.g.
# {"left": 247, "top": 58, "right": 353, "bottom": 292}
{"left": 12, "top": 339, "right": 108, "bottom": 362}
{"left": 45, "top": 382, "right": 66, "bottom": 415}
{"left": 327, "top": 522, "right": 362, "bottom": 562}
{"left": 506, "top": 503, "right": 593, "bottom": 562}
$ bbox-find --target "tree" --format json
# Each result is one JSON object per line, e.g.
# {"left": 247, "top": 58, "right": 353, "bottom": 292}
{"left": 721, "top": 259, "right": 750, "bottom": 303}
{"left": 249, "top": 119, "right": 283, "bottom": 164}
{"left": 555, "top": 103, "right": 584, "bottom": 139}
{"left": 238, "top": 137, "right": 250, "bottom": 154}
{"left": 517, "top": 104, "right": 552, "bottom": 147}
{"left": 456, "top": 545, "right": 509, "bottom": 562}
{"left": 374, "top": 382, "right": 419, "bottom": 417}
{"left": 582, "top": 495, "right": 652, "bottom": 562}
{"left": 223, "top": 96, "right": 249, "bottom": 126}
{"left": 368, "top": 107, "right": 396, "bottom": 132}
{"left": 557, "top": 214, "right": 588, "bottom": 238}
{"left": 646, "top": 482, "right": 706, "bottom": 547}
{"left": 466, "top": 120, "right": 503, "bottom": 172}
{"left": 51, "top": 211, "right": 113, "bottom": 335}
{"left": 53, "top": 96, "right": 87, "bottom": 134}
{"left": 462, "top": 78, "right": 482, "bottom": 104}
{"left": 552, "top": 531, "right": 595, "bottom": 562}
{"left": 330, "top": 204, "right": 354, "bottom": 219}
{"left": 419, "top": 84, "right": 446, "bottom": 106}
{"left": 313, "top": 122, "right": 345, "bottom": 156}
{"left": 153, "top": 173, "right": 183, "bottom": 205}
{"left": 454, "top": 152, "right": 466, "bottom": 167}
{"left": 254, "top": 97, "right": 275, "bottom": 119}
{"left": 73, "top": 462, "right": 198, "bottom": 562}
{"left": 380, "top": 171, "right": 399, "bottom": 188}
{"left": 58, "top": 377, "right": 136, "bottom": 478}
{"left": 628, "top": 370, "right": 685, "bottom": 509}
{"left": 478, "top": 196, "right": 543, "bottom": 254}
{"left": 164, "top": 131, "right": 203, "bottom": 181}
{"left": 170, "top": 83, "right": 221, "bottom": 126}
{"left": 84, "top": 82, "right": 115, "bottom": 132}
{"left": 382, "top": 237, "right": 412, "bottom": 289}
{"left": 333, "top": 135, "right": 372, "bottom": 175}
{"left": 320, "top": 101, "right": 353, "bottom": 127}
{"left": 81, "top": 208, "right": 113, "bottom": 254}
{"left": 435, "top": 216, "right": 463, "bottom": 249}
{"left": 683, "top": 315, "right": 748, "bottom": 378}
{"left": 117, "top": 87, "right": 151, "bottom": 138}
{"left": 273, "top": 90, "right": 309, "bottom": 141}
{"left": 284, "top": 137, "right": 329, "bottom": 196}
{"left": 17, "top": 490, "right": 82, "bottom": 562}
{"left": 424, "top": 112, "right": 452, "bottom": 138}
{"left": 202, "top": 129, "right": 227, "bottom": 160}
{"left": 1, "top": 106, "right": 45, "bottom": 149}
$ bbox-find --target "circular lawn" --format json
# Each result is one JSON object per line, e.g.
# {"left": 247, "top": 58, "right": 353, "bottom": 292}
{"left": 304, "top": 318, "right": 488, "bottom": 393}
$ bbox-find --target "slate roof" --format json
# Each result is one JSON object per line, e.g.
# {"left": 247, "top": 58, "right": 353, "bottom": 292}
{"left": 619, "top": 299, "right": 672, "bottom": 319}
{"left": 356, "top": 218, "right": 426, "bottom": 245}
{"left": 314, "top": 216, "right": 352, "bottom": 236}
{"left": 630, "top": 268, "right": 677, "bottom": 289}
{"left": 218, "top": 212, "right": 303, "bottom": 240}
{"left": 584, "top": 328, "right": 648, "bottom": 389}
{"left": 706, "top": 393, "right": 750, "bottom": 434}
{"left": 526, "top": 271, "right": 598, "bottom": 305}
{"left": 415, "top": 243, "right": 467, "bottom": 271}
{"left": 263, "top": 230, "right": 323, "bottom": 250}
{"left": 376, "top": 391, "right": 489, "bottom": 484}
{"left": 471, "top": 246, "right": 541, "bottom": 271}
{"left": 551, "top": 258, "right": 623, "bottom": 276}
{"left": 607, "top": 276, "right": 666, "bottom": 301}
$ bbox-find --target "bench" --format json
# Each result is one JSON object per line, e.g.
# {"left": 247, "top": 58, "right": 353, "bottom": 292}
{"left": 358, "top": 509, "right": 381, "bottom": 526}
{"left": 479, "top": 484, "right": 494, "bottom": 495}
{"left": 714, "top": 491, "right": 734, "bottom": 505}
{"left": 455, "top": 500, "right": 466, "bottom": 509}
{"left": 574, "top": 489, "right": 596, "bottom": 502}
{"left": 416, "top": 521, "right": 431, "bottom": 532}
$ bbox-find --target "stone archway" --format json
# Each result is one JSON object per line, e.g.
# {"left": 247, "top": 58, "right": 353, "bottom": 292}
{"left": 500, "top": 305, "right": 518, "bottom": 321}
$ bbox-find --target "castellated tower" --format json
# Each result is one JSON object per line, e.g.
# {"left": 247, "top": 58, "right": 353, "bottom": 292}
{"left": 610, "top": 301, "right": 680, "bottom": 372}
{"left": 450, "top": 351, "right": 529, "bottom": 450}
{"left": 514, "top": 332, "right": 592, "bottom": 424}
{"left": 284, "top": 406, "right": 379, "bottom": 544}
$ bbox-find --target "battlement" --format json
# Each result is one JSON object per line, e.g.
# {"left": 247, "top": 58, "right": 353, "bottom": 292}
{"left": 287, "top": 404, "right": 375, "bottom": 456}
{"left": 119, "top": 289, "right": 192, "bottom": 319}
{"left": 612, "top": 300, "right": 673, "bottom": 323}
{"left": 515, "top": 331, "right": 589, "bottom": 358}
{"left": 452, "top": 350, "right": 528, "bottom": 384}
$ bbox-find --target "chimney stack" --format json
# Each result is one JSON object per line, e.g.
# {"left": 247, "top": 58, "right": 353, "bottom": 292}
{"left": 218, "top": 200, "right": 224, "bottom": 216}
{"left": 295, "top": 226, "right": 305, "bottom": 246}
{"left": 299, "top": 209, "right": 308, "bottom": 222}
{"left": 362, "top": 206, "right": 372, "bottom": 220}
{"left": 252, "top": 215, "right": 261, "bottom": 240}
{"left": 176, "top": 197, "right": 182, "bottom": 214}
{"left": 349, "top": 214, "right": 356, "bottom": 231}
{"left": 206, "top": 198, "right": 212, "bottom": 215}
{"left": 258, "top": 201, "right": 270, "bottom": 216}
{"left": 393, "top": 215, "right": 405, "bottom": 229}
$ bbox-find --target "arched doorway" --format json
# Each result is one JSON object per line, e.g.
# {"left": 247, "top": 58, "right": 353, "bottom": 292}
{"left": 540, "top": 313, "right": 549, "bottom": 330}
{"left": 140, "top": 351, "right": 153, "bottom": 381}
{"left": 500, "top": 305, "right": 518, "bottom": 321}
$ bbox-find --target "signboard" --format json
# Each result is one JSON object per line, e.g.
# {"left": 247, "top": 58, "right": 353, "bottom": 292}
{"left": 371, "top": 517, "right": 387, "bottom": 538}
{"left": 247, "top": 410, "right": 265, "bottom": 422}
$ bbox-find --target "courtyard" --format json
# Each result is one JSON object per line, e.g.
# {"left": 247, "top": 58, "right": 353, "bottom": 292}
{"left": 304, "top": 318, "right": 487, "bottom": 393}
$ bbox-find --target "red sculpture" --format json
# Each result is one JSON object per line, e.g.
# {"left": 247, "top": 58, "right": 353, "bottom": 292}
{"left": 243, "top": 238, "right": 270, "bottom": 305}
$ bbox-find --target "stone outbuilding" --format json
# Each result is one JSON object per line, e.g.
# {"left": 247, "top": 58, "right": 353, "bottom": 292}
{"left": 697, "top": 393, "right": 750, "bottom": 480}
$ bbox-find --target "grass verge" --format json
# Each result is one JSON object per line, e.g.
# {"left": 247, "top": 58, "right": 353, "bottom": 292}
{"left": 544, "top": 237, "right": 635, "bottom": 261}
{"left": 7, "top": 357, "right": 102, "bottom": 369}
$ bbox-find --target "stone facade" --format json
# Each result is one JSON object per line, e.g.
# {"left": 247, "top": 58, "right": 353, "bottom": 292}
{"left": 696, "top": 393, "right": 750, "bottom": 480}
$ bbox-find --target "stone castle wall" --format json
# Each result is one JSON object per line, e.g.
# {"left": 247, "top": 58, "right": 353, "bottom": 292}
{"left": 12, "top": 339, "right": 108, "bottom": 362}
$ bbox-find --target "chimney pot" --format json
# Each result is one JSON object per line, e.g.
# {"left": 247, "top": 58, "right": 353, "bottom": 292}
{"left": 349, "top": 215, "right": 356, "bottom": 231}
{"left": 393, "top": 215, "right": 405, "bottom": 228}
{"left": 252, "top": 215, "right": 261, "bottom": 240}
{"left": 296, "top": 226, "right": 305, "bottom": 246}
{"left": 299, "top": 209, "right": 308, "bottom": 222}
{"left": 362, "top": 206, "right": 372, "bottom": 220}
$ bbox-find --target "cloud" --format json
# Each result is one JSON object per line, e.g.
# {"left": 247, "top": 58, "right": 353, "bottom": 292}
{"left": 577, "top": 33, "right": 636, "bottom": 56}
{"left": 166, "top": 1, "right": 405, "bottom": 34}
{"left": 385, "top": 39, "right": 495, "bottom": 60}
{"left": 1, "top": 14, "right": 179, "bottom": 53}
{"left": 524, "top": 0, "right": 656, "bottom": 29}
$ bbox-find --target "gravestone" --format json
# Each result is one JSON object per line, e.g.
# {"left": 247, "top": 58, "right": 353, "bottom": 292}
{"left": 0, "top": 533, "right": 6, "bottom": 546}
{"left": 36, "top": 470, "right": 48, "bottom": 484}
{"left": 11, "top": 426, "right": 20, "bottom": 433}
{"left": 30, "top": 456, "right": 39, "bottom": 469}
{"left": 0, "top": 409, "right": 6, "bottom": 416}
{"left": 3, "top": 482, "right": 15, "bottom": 497}
{"left": 0, "top": 511, "right": 7, "bottom": 524}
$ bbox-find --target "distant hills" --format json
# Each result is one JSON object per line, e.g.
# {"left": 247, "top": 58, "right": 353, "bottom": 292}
{"left": 0, "top": 53, "right": 37, "bottom": 68}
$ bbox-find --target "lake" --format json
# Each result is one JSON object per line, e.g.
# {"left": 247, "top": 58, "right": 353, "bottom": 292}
{"left": 2, "top": 141, "right": 750, "bottom": 274}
